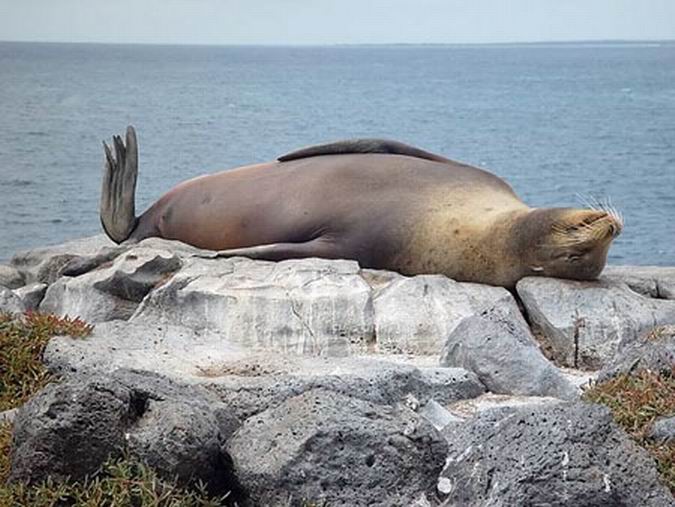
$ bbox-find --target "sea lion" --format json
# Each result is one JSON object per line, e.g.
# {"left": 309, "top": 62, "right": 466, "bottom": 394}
{"left": 99, "top": 126, "right": 623, "bottom": 288}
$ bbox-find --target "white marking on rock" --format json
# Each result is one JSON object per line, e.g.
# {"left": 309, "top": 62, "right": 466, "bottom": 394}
{"left": 438, "top": 477, "right": 453, "bottom": 495}
{"left": 603, "top": 473, "right": 612, "bottom": 493}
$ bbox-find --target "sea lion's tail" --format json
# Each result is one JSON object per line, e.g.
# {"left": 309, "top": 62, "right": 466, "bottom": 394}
{"left": 100, "top": 126, "right": 138, "bottom": 244}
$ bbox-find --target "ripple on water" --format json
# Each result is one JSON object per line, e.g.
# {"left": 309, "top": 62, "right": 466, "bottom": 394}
{"left": 1, "top": 179, "right": 34, "bottom": 187}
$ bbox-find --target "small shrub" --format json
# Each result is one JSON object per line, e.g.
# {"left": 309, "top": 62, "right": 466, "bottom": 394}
{"left": 583, "top": 367, "right": 675, "bottom": 494}
{"left": 0, "top": 312, "right": 93, "bottom": 412}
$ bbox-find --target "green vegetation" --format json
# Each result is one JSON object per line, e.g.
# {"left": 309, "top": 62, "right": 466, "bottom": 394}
{"left": 584, "top": 367, "right": 675, "bottom": 494}
{"left": 0, "top": 312, "right": 93, "bottom": 411}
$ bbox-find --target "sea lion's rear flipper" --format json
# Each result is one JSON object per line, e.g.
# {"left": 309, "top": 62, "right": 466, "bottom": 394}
{"left": 195, "top": 238, "right": 340, "bottom": 262}
{"left": 100, "top": 126, "right": 139, "bottom": 244}
{"left": 277, "top": 139, "right": 451, "bottom": 163}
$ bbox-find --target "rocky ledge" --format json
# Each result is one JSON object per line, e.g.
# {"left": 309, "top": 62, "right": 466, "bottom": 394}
{"left": 1, "top": 235, "right": 674, "bottom": 506}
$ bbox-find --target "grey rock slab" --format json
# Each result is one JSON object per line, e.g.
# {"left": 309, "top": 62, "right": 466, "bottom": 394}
{"left": 132, "top": 256, "right": 375, "bottom": 357}
{"left": 598, "top": 324, "right": 675, "bottom": 381}
{"left": 45, "top": 320, "right": 250, "bottom": 378}
{"left": 603, "top": 265, "right": 675, "bottom": 300}
{"left": 226, "top": 388, "right": 448, "bottom": 507}
{"left": 196, "top": 357, "right": 484, "bottom": 421}
{"left": 205, "top": 356, "right": 486, "bottom": 420}
{"left": 10, "top": 234, "right": 116, "bottom": 285}
{"left": 44, "top": 322, "right": 484, "bottom": 421}
{"left": 517, "top": 276, "right": 675, "bottom": 369}
{"left": 372, "top": 273, "right": 514, "bottom": 355}
{"left": 440, "top": 302, "right": 578, "bottom": 400}
{"left": 9, "top": 369, "right": 240, "bottom": 496}
{"left": 438, "top": 402, "right": 674, "bottom": 506}
{"left": 40, "top": 246, "right": 182, "bottom": 322}
{"left": 0, "top": 264, "right": 24, "bottom": 289}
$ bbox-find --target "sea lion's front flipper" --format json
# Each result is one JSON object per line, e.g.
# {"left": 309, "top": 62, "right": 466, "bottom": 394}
{"left": 195, "top": 238, "right": 340, "bottom": 262}
{"left": 277, "top": 139, "right": 451, "bottom": 163}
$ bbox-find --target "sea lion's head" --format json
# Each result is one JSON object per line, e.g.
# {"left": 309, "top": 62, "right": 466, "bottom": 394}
{"left": 516, "top": 206, "right": 623, "bottom": 281}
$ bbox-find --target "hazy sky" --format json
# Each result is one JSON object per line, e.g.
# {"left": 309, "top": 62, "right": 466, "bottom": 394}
{"left": 1, "top": 0, "right": 674, "bottom": 45}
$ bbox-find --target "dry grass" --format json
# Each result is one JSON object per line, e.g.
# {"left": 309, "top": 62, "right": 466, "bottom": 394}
{"left": 0, "top": 422, "right": 11, "bottom": 485}
{"left": 583, "top": 367, "right": 675, "bottom": 494}
{"left": 0, "top": 312, "right": 93, "bottom": 412}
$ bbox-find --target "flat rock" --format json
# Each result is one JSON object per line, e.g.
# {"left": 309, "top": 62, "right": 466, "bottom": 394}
{"left": 44, "top": 321, "right": 485, "bottom": 420}
{"left": 206, "top": 357, "right": 485, "bottom": 421}
{"left": 44, "top": 320, "right": 249, "bottom": 378}
{"left": 371, "top": 273, "right": 513, "bottom": 355}
{"left": 132, "top": 256, "right": 375, "bottom": 357}
{"left": 40, "top": 247, "right": 182, "bottom": 322}
{"left": 9, "top": 369, "right": 241, "bottom": 497}
{"left": 438, "top": 402, "right": 674, "bottom": 506}
{"left": 517, "top": 276, "right": 675, "bottom": 370}
{"left": 440, "top": 302, "right": 578, "bottom": 399}
{"left": 226, "top": 388, "right": 448, "bottom": 507}
{"left": 0, "top": 264, "right": 24, "bottom": 289}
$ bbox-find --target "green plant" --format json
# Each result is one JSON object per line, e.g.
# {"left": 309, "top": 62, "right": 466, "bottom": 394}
{"left": 583, "top": 367, "right": 675, "bottom": 494}
{"left": 0, "top": 312, "right": 93, "bottom": 411}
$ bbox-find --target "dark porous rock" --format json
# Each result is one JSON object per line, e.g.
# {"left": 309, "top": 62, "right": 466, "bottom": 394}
{"left": 440, "top": 303, "right": 578, "bottom": 400}
{"left": 9, "top": 369, "right": 240, "bottom": 496}
{"left": 598, "top": 325, "right": 675, "bottom": 381}
{"left": 438, "top": 402, "right": 673, "bottom": 506}
{"left": 9, "top": 374, "right": 133, "bottom": 483}
{"left": 226, "top": 388, "right": 448, "bottom": 507}
{"left": 0, "top": 264, "right": 24, "bottom": 289}
{"left": 648, "top": 416, "right": 675, "bottom": 444}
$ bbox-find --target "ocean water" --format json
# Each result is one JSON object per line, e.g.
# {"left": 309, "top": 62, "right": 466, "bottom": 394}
{"left": 0, "top": 41, "right": 674, "bottom": 264}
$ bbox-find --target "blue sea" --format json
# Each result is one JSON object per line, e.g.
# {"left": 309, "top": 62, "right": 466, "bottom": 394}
{"left": 0, "top": 41, "right": 674, "bottom": 264}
